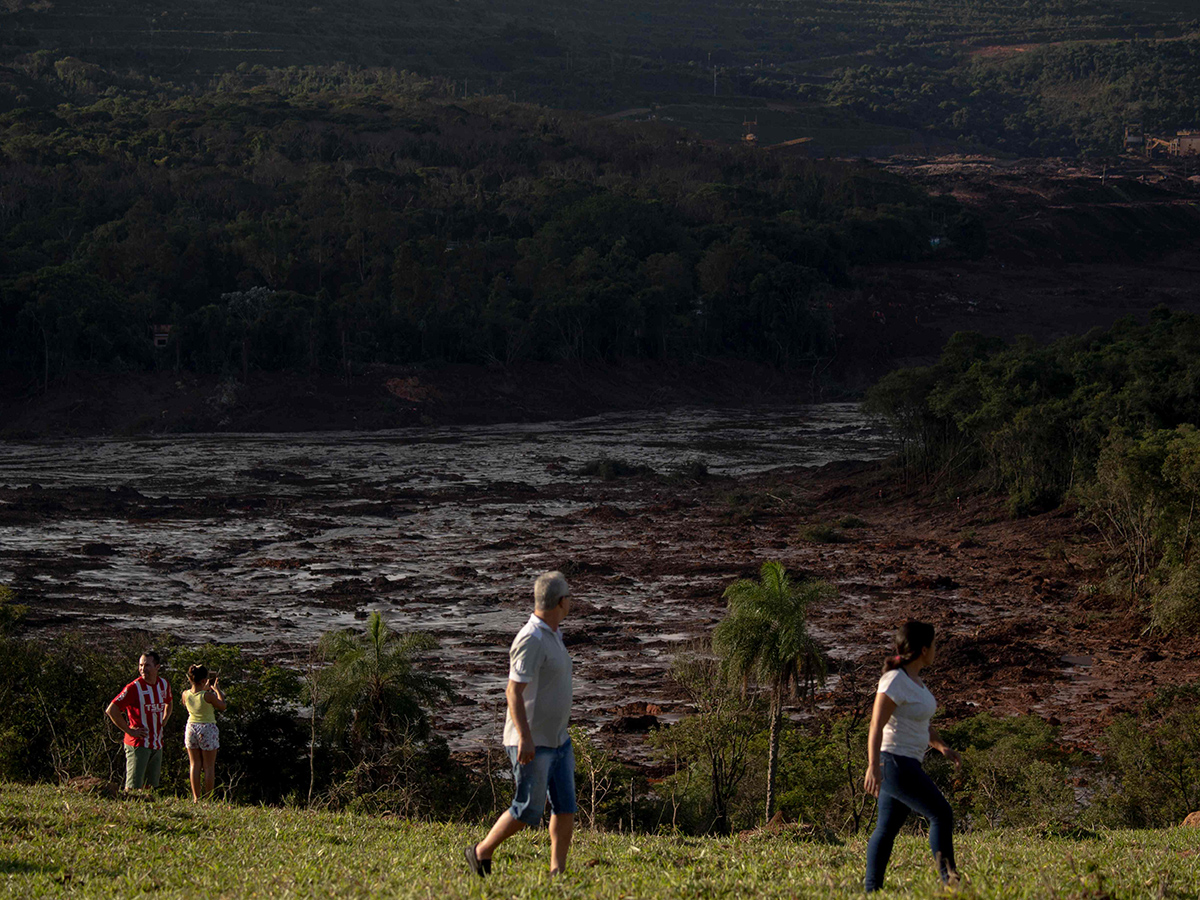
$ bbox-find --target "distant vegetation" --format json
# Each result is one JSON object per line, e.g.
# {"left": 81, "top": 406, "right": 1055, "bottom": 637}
{"left": 827, "top": 37, "right": 1200, "bottom": 156}
{"left": 0, "top": 68, "right": 978, "bottom": 389}
{"left": 2, "top": 0, "right": 1198, "bottom": 155}
{"left": 866, "top": 309, "right": 1200, "bottom": 632}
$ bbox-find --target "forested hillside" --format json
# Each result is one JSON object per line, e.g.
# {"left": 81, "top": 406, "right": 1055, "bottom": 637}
{"left": 2, "top": 0, "right": 1199, "bottom": 155}
{"left": 0, "top": 69, "right": 975, "bottom": 390}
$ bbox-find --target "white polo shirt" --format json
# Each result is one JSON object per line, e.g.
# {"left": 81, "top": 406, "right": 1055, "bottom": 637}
{"left": 503, "top": 613, "right": 573, "bottom": 748}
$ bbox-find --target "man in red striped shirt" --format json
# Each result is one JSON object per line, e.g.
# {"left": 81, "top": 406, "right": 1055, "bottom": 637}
{"left": 105, "top": 650, "right": 173, "bottom": 791}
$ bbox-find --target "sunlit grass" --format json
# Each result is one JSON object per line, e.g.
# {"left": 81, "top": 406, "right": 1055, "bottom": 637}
{"left": 1, "top": 783, "right": 1197, "bottom": 898}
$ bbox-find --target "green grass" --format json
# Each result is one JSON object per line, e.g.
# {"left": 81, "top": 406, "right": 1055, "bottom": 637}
{"left": 2, "top": 784, "right": 1199, "bottom": 899}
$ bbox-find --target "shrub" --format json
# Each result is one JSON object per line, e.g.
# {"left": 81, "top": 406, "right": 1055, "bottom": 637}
{"left": 798, "top": 524, "right": 850, "bottom": 543}
{"left": 932, "top": 713, "right": 1078, "bottom": 830}
{"left": 1092, "top": 685, "right": 1200, "bottom": 828}
{"left": 775, "top": 715, "right": 870, "bottom": 833}
{"left": 571, "top": 725, "right": 631, "bottom": 830}
{"left": 0, "top": 585, "right": 27, "bottom": 634}
{"left": 649, "top": 647, "right": 762, "bottom": 835}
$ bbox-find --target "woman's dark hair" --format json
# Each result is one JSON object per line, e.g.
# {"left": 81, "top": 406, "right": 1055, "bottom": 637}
{"left": 882, "top": 621, "right": 936, "bottom": 673}
{"left": 187, "top": 664, "right": 209, "bottom": 687}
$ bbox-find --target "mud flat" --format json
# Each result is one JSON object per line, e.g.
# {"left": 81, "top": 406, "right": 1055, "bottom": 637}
{"left": 0, "top": 404, "right": 884, "bottom": 749}
{"left": 2, "top": 402, "right": 1196, "bottom": 761}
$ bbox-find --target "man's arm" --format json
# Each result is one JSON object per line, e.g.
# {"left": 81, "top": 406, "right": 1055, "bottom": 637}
{"left": 162, "top": 699, "right": 172, "bottom": 725}
{"left": 506, "top": 680, "right": 534, "bottom": 764}
{"left": 105, "top": 702, "right": 146, "bottom": 740}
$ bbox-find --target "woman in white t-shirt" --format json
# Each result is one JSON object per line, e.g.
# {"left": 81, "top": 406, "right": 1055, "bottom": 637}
{"left": 863, "top": 621, "right": 962, "bottom": 892}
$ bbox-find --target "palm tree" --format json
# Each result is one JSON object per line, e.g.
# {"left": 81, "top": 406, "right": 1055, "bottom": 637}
{"left": 712, "top": 560, "right": 833, "bottom": 822}
{"left": 316, "top": 612, "right": 452, "bottom": 755}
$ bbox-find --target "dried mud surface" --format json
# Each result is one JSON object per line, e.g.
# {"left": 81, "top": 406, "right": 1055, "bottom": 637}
{"left": 3, "top": 418, "right": 1196, "bottom": 765}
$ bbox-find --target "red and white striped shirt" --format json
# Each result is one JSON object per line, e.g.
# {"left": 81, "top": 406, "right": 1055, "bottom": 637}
{"left": 111, "top": 677, "right": 172, "bottom": 749}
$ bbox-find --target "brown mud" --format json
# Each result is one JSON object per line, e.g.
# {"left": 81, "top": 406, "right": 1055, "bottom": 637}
{"left": 5, "top": 450, "right": 1197, "bottom": 765}
{"left": 0, "top": 360, "right": 834, "bottom": 438}
{"left": 836, "top": 155, "right": 1200, "bottom": 383}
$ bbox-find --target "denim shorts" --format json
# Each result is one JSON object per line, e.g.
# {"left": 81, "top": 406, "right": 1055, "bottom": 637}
{"left": 506, "top": 738, "right": 577, "bottom": 826}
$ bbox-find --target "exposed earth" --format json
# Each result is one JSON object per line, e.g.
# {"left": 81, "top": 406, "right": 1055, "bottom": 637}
{"left": 3, "top": 439, "right": 1195, "bottom": 768}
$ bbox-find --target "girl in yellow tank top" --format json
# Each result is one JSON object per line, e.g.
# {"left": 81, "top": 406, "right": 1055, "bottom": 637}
{"left": 183, "top": 664, "right": 227, "bottom": 801}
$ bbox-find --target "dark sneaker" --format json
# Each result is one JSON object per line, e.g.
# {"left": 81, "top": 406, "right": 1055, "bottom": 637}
{"left": 464, "top": 844, "right": 488, "bottom": 878}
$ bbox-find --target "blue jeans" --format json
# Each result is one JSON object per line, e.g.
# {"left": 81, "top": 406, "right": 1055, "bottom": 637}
{"left": 865, "top": 752, "right": 955, "bottom": 891}
{"left": 505, "top": 738, "right": 577, "bottom": 826}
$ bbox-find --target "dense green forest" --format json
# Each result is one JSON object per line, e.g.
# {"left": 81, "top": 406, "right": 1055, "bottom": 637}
{"left": 0, "top": 67, "right": 980, "bottom": 388}
{"left": 866, "top": 310, "right": 1200, "bottom": 632}
{"left": 2, "top": 0, "right": 1199, "bottom": 155}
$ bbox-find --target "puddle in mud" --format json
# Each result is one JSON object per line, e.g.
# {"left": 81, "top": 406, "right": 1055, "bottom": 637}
{"left": 0, "top": 403, "right": 890, "bottom": 748}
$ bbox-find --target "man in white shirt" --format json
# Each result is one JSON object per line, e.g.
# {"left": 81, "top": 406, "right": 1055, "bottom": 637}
{"left": 466, "top": 571, "right": 576, "bottom": 877}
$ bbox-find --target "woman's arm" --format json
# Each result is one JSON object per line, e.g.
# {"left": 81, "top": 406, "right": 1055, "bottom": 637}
{"left": 928, "top": 725, "right": 962, "bottom": 769}
{"left": 205, "top": 679, "right": 228, "bottom": 712}
{"left": 863, "top": 691, "right": 897, "bottom": 797}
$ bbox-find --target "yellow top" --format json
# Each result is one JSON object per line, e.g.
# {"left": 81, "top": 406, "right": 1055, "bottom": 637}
{"left": 184, "top": 688, "right": 216, "bottom": 724}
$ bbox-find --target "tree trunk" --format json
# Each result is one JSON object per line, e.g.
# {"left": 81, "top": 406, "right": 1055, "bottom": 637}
{"left": 42, "top": 326, "right": 50, "bottom": 394}
{"left": 765, "top": 692, "right": 781, "bottom": 822}
{"left": 710, "top": 761, "right": 729, "bottom": 835}
{"left": 308, "top": 658, "right": 318, "bottom": 807}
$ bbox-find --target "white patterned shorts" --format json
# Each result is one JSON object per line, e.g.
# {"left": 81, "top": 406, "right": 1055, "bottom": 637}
{"left": 184, "top": 722, "right": 220, "bottom": 751}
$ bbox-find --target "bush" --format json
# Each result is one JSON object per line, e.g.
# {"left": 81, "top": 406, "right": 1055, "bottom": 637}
{"left": 648, "top": 647, "right": 762, "bottom": 835}
{"left": 932, "top": 713, "right": 1078, "bottom": 830}
{"left": 0, "top": 631, "right": 150, "bottom": 785}
{"left": 797, "top": 524, "right": 849, "bottom": 543}
{"left": 0, "top": 585, "right": 27, "bottom": 635}
{"left": 1092, "top": 685, "right": 1200, "bottom": 828}
{"left": 835, "top": 515, "right": 868, "bottom": 529}
{"left": 571, "top": 725, "right": 631, "bottom": 830}
{"left": 775, "top": 715, "right": 870, "bottom": 833}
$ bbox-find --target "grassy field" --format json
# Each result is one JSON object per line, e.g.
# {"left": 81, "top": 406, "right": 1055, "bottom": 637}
{"left": 2, "top": 783, "right": 1198, "bottom": 899}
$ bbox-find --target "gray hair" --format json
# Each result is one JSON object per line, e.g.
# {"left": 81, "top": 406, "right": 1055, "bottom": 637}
{"left": 533, "top": 571, "right": 570, "bottom": 612}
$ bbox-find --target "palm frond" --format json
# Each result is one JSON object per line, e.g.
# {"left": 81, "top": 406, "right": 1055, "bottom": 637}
{"left": 713, "top": 560, "right": 832, "bottom": 701}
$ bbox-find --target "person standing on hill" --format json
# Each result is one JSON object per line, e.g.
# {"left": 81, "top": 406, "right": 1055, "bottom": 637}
{"left": 465, "top": 571, "right": 576, "bottom": 878}
{"left": 105, "top": 650, "right": 173, "bottom": 791}
{"left": 182, "top": 663, "right": 227, "bottom": 802}
{"left": 863, "top": 620, "right": 962, "bottom": 892}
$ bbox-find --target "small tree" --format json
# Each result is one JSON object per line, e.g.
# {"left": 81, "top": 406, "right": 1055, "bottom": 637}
{"left": 569, "top": 725, "right": 625, "bottom": 830}
{"left": 650, "top": 646, "right": 759, "bottom": 834}
{"left": 314, "top": 612, "right": 452, "bottom": 793}
{"left": 713, "top": 560, "right": 832, "bottom": 822}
